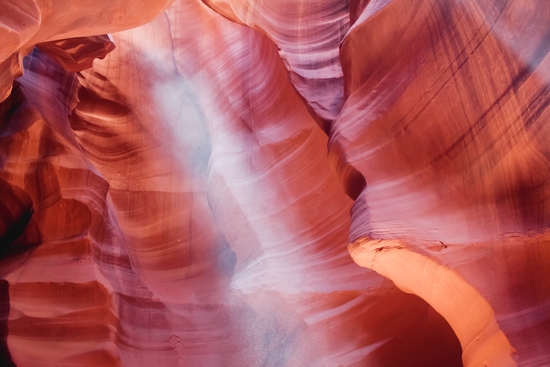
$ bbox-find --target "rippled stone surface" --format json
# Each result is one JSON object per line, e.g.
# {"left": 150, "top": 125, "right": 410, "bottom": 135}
{"left": 1, "top": 0, "right": 549, "bottom": 366}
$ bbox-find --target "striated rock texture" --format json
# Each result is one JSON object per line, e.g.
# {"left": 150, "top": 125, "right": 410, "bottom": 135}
{"left": 0, "top": 0, "right": 175, "bottom": 101}
{"left": 0, "top": 0, "right": 549, "bottom": 366}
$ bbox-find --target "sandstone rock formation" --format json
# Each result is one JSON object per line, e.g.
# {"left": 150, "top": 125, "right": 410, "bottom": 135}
{"left": 0, "top": 0, "right": 549, "bottom": 366}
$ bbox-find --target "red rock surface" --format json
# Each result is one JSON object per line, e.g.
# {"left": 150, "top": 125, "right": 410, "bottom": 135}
{"left": 1, "top": 0, "right": 549, "bottom": 366}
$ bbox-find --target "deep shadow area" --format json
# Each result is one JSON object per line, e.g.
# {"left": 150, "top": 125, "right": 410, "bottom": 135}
{"left": 358, "top": 284, "right": 463, "bottom": 367}
{"left": 0, "top": 280, "right": 16, "bottom": 367}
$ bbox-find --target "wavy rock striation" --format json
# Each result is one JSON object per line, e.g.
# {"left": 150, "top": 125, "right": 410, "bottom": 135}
{"left": 1, "top": 0, "right": 549, "bottom": 366}
{"left": 331, "top": 0, "right": 550, "bottom": 365}
{"left": 201, "top": 0, "right": 349, "bottom": 130}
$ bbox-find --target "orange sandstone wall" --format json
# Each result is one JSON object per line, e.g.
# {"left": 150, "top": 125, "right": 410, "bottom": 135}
{"left": 1, "top": 0, "right": 549, "bottom": 366}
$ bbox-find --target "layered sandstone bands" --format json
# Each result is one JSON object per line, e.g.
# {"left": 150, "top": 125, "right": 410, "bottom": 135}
{"left": 0, "top": 0, "right": 549, "bottom": 366}
{"left": 331, "top": 1, "right": 550, "bottom": 364}
{"left": 0, "top": 0, "right": 175, "bottom": 101}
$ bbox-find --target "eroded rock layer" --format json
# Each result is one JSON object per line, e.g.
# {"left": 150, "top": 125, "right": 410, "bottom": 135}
{"left": 0, "top": 0, "right": 549, "bottom": 366}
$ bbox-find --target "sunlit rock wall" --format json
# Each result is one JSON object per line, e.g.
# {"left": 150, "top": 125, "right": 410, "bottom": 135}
{"left": 0, "top": 0, "right": 549, "bottom": 366}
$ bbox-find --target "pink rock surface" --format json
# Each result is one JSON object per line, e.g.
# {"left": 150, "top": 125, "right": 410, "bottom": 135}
{"left": 1, "top": 0, "right": 549, "bottom": 366}
{"left": 201, "top": 0, "right": 349, "bottom": 130}
{"left": 0, "top": 0, "right": 174, "bottom": 101}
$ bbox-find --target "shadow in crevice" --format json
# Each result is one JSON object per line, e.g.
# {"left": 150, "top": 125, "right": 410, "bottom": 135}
{"left": 361, "top": 284, "right": 463, "bottom": 367}
{"left": 0, "top": 280, "right": 16, "bottom": 367}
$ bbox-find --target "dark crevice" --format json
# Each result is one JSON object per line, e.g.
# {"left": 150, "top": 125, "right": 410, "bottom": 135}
{"left": 0, "top": 280, "right": 16, "bottom": 367}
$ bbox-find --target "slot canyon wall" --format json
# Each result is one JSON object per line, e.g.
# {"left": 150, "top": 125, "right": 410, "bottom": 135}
{"left": 0, "top": 0, "right": 549, "bottom": 366}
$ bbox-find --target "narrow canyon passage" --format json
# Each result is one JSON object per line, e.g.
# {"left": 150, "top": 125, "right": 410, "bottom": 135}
{"left": 1, "top": 0, "right": 550, "bottom": 366}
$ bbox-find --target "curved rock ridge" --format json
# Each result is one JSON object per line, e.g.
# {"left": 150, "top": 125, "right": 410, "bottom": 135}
{"left": 0, "top": 0, "right": 549, "bottom": 366}
{"left": 1, "top": 50, "right": 122, "bottom": 366}
{"left": 0, "top": 0, "right": 174, "bottom": 102}
{"left": 201, "top": 0, "right": 349, "bottom": 130}
{"left": 335, "top": 0, "right": 550, "bottom": 242}
{"left": 36, "top": 35, "right": 117, "bottom": 73}
{"left": 349, "top": 237, "right": 516, "bottom": 367}
{"left": 331, "top": 0, "right": 550, "bottom": 365}
{"left": 66, "top": 1, "right": 462, "bottom": 365}
{"left": 0, "top": 1, "right": 466, "bottom": 366}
